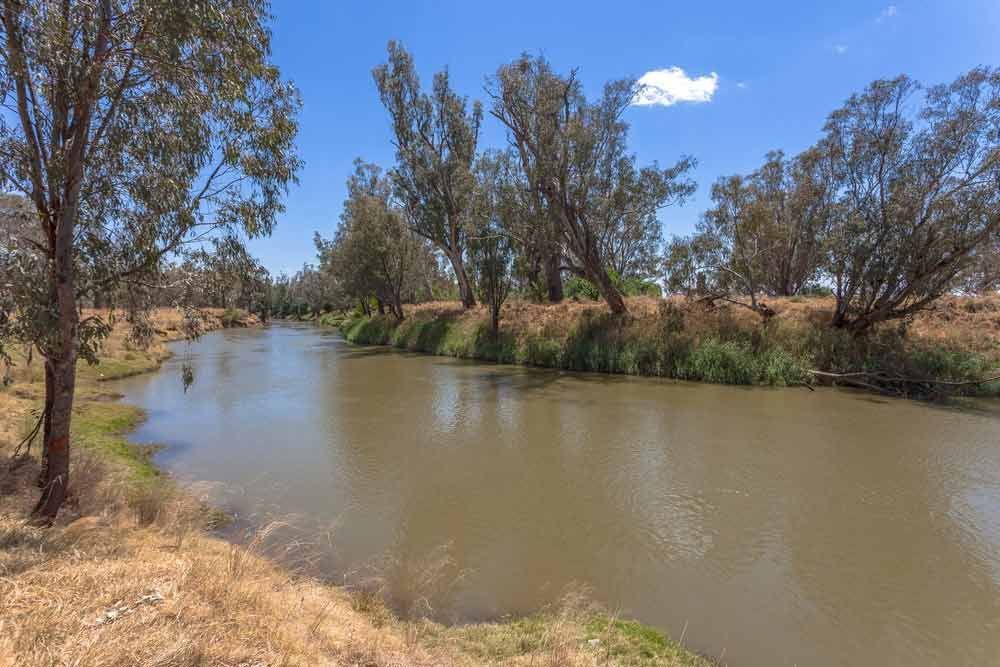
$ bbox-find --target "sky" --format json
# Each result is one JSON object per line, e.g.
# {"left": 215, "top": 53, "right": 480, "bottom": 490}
{"left": 253, "top": 0, "right": 1000, "bottom": 276}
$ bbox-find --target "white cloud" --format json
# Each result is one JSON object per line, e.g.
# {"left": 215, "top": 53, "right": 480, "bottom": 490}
{"left": 832, "top": 44, "right": 849, "bottom": 55}
{"left": 632, "top": 67, "right": 719, "bottom": 107}
{"left": 877, "top": 5, "right": 898, "bottom": 21}
{"left": 736, "top": 81, "right": 749, "bottom": 90}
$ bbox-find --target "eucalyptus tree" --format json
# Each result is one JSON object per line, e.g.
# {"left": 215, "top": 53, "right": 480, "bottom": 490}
{"left": 329, "top": 160, "right": 420, "bottom": 320}
{"left": 662, "top": 147, "right": 835, "bottom": 312}
{"left": 820, "top": 68, "right": 1000, "bottom": 331}
{"left": 489, "top": 54, "right": 694, "bottom": 314}
{"left": 598, "top": 155, "right": 694, "bottom": 282}
{"left": 469, "top": 151, "right": 517, "bottom": 333}
{"left": 748, "top": 149, "right": 832, "bottom": 296}
{"left": 373, "top": 41, "right": 481, "bottom": 309}
{"left": 185, "top": 237, "right": 270, "bottom": 311}
{"left": 0, "top": 0, "right": 300, "bottom": 521}
{"left": 476, "top": 148, "right": 562, "bottom": 302}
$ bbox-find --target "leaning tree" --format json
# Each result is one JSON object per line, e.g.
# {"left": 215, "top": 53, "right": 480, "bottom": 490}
{"left": 821, "top": 69, "right": 1000, "bottom": 331}
{"left": 489, "top": 55, "right": 694, "bottom": 314}
{"left": 373, "top": 41, "right": 481, "bottom": 309}
{"left": 0, "top": 0, "right": 300, "bottom": 521}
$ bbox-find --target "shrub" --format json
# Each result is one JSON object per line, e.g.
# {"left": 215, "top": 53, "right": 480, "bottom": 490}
{"left": 564, "top": 276, "right": 601, "bottom": 301}
{"left": 220, "top": 307, "right": 249, "bottom": 327}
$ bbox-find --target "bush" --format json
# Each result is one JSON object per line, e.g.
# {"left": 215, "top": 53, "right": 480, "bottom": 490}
{"left": 620, "top": 276, "right": 662, "bottom": 298}
{"left": 220, "top": 307, "right": 249, "bottom": 327}
{"left": 564, "top": 276, "right": 601, "bottom": 301}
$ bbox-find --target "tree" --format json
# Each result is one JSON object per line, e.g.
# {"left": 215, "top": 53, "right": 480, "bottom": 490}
{"left": 373, "top": 41, "right": 481, "bottom": 309}
{"left": 469, "top": 152, "right": 517, "bottom": 333}
{"left": 662, "top": 149, "right": 832, "bottom": 315}
{"left": 0, "top": 0, "right": 300, "bottom": 521}
{"left": 598, "top": 154, "right": 693, "bottom": 282}
{"left": 748, "top": 149, "right": 832, "bottom": 297}
{"left": 325, "top": 160, "right": 421, "bottom": 320}
{"left": 820, "top": 69, "right": 1000, "bottom": 331}
{"left": 184, "top": 238, "right": 270, "bottom": 311}
{"left": 490, "top": 54, "right": 694, "bottom": 314}
{"left": 662, "top": 232, "right": 723, "bottom": 296}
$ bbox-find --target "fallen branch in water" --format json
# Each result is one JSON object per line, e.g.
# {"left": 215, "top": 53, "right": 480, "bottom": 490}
{"left": 806, "top": 369, "right": 1000, "bottom": 396}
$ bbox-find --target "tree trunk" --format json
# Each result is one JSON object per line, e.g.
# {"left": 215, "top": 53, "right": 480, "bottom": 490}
{"left": 33, "top": 209, "right": 80, "bottom": 523}
{"left": 376, "top": 298, "right": 385, "bottom": 316}
{"left": 446, "top": 250, "right": 476, "bottom": 309}
{"left": 544, "top": 250, "right": 563, "bottom": 303}
{"left": 583, "top": 251, "right": 627, "bottom": 314}
{"left": 32, "top": 351, "right": 76, "bottom": 523}
{"left": 391, "top": 293, "right": 405, "bottom": 320}
{"left": 36, "top": 362, "right": 55, "bottom": 488}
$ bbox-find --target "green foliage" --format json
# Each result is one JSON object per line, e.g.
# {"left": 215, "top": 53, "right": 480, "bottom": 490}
{"left": 803, "top": 326, "right": 999, "bottom": 396}
{"left": 564, "top": 276, "right": 601, "bottom": 301}
{"left": 220, "top": 308, "right": 249, "bottom": 328}
{"left": 565, "top": 272, "right": 661, "bottom": 302}
{"left": 519, "top": 337, "right": 563, "bottom": 367}
{"left": 338, "top": 299, "right": 996, "bottom": 397}
{"left": 339, "top": 307, "right": 808, "bottom": 387}
{"left": 620, "top": 276, "right": 663, "bottom": 298}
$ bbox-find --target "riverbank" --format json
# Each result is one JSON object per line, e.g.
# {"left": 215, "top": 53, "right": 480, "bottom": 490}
{"left": 335, "top": 296, "right": 1000, "bottom": 398}
{"left": 0, "top": 310, "right": 711, "bottom": 666}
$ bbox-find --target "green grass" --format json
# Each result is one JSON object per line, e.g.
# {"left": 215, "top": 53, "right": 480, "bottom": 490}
{"left": 332, "top": 308, "right": 997, "bottom": 397}
{"left": 72, "top": 400, "right": 159, "bottom": 482}
{"left": 76, "top": 353, "right": 168, "bottom": 382}
{"left": 415, "top": 613, "right": 713, "bottom": 666}
{"left": 584, "top": 617, "right": 712, "bottom": 666}
{"left": 336, "top": 313, "right": 809, "bottom": 387}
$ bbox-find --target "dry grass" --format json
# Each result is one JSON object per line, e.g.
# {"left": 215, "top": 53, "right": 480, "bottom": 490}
{"left": 404, "top": 294, "right": 1000, "bottom": 361}
{"left": 0, "top": 309, "right": 711, "bottom": 667}
{"left": 0, "top": 461, "right": 709, "bottom": 666}
{"left": 4, "top": 307, "right": 261, "bottom": 388}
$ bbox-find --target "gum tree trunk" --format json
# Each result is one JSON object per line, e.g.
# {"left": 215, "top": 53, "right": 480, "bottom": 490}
{"left": 447, "top": 249, "right": 476, "bottom": 309}
{"left": 36, "top": 362, "right": 54, "bottom": 488}
{"left": 580, "top": 245, "right": 627, "bottom": 314}
{"left": 544, "top": 250, "right": 563, "bottom": 303}
{"left": 32, "top": 209, "right": 80, "bottom": 523}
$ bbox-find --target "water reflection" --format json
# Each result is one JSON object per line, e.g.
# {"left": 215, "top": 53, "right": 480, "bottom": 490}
{"left": 115, "top": 324, "right": 1000, "bottom": 667}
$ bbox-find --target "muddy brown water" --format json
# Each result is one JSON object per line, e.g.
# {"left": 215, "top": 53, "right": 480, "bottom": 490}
{"left": 114, "top": 323, "right": 1000, "bottom": 667}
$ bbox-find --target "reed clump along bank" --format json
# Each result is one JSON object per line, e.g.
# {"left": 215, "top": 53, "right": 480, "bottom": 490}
{"left": 336, "top": 295, "right": 1000, "bottom": 399}
{"left": 0, "top": 309, "right": 712, "bottom": 666}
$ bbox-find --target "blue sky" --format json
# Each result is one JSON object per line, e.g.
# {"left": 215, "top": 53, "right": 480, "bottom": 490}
{"left": 253, "top": 0, "right": 1000, "bottom": 275}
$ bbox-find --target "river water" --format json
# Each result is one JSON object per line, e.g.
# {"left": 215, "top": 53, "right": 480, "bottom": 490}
{"left": 114, "top": 323, "right": 1000, "bottom": 667}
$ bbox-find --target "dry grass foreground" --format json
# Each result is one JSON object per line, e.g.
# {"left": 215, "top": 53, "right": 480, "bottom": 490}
{"left": 0, "top": 308, "right": 713, "bottom": 667}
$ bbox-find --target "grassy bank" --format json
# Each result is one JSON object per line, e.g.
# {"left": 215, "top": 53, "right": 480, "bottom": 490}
{"left": 0, "top": 309, "right": 711, "bottom": 666}
{"left": 336, "top": 296, "right": 1000, "bottom": 397}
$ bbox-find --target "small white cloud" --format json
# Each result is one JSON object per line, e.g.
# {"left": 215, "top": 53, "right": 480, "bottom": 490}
{"left": 633, "top": 67, "right": 719, "bottom": 107}
{"left": 832, "top": 44, "right": 849, "bottom": 55}
{"left": 877, "top": 5, "right": 898, "bottom": 21}
{"left": 736, "top": 81, "right": 748, "bottom": 89}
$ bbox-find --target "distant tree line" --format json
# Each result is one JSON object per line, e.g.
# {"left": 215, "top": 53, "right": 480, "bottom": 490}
{"left": 282, "top": 45, "right": 998, "bottom": 337}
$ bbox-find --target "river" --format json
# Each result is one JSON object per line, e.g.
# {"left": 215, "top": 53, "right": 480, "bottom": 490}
{"left": 113, "top": 323, "right": 1000, "bottom": 667}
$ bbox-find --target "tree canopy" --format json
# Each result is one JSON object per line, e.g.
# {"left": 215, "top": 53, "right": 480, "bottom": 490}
{"left": 0, "top": 0, "right": 300, "bottom": 520}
